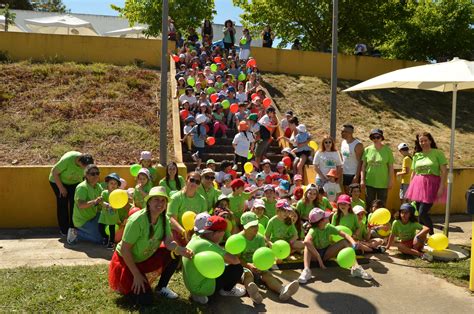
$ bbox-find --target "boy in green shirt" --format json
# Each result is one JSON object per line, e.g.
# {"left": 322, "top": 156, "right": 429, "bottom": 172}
{"left": 265, "top": 200, "right": 304, "bottom": 252}
{"left": 239, "top": 212, "right": 299, "bottom": 303}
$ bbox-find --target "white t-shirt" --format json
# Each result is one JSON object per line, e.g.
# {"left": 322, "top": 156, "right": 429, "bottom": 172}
{"left": 340, "top": 139, "right": 361, "bottom": 175}
{"left": 313, "top": 151, "right": 342, "bottom": 179}
{"left": 179, "top": 94, "right": 197, "bottom": 106}
{"left": 183, "top": 125, "right": 193, "bottom": 135}
{"left": 323, "top": 181, "right": 341, "bottom": 202}
{"left": 236, "top": 92, "right": 247, "bottom": 104}
{"left": 258, "top": 115, "right": 271, "bottom": 127}
{"left": 233, "top": 131, "right": 255, "bottom": 157}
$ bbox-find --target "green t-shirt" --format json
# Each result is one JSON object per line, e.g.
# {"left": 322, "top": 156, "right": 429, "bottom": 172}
{"left": 183, "top": 237, "right": 226, "bottom": 296}
{"left": 412, "top": 149, "right": 447, "bottom": 177}
{"left": 98, "top": 190, "right": 121, "bottom": 225}
{"left": 159, "top": 176, "right": 186, "bottom": 196}
{"left": 351, "top": 198, "right": 366, "bottom": 209}
{"left": 197, "top": 184, "right": 222, "bottom": 212}
{"left": 357, "top": 221, "right": 368, "bottom": 241}
{"left": 240, "top": 232, "right": 266, "bottom": 264}
{"left": 331, "top": 212, "right": 359, "bottom": 233}
{"left": 115, "top": 209, "right": 171, "bottom": 263}
{"left": 147, "top": 167, "right": 158, "bottom": 183}
{"left": 167, "top": 190, "right": 208, "bottom": 225}
{"left": 228, "top": 192, "right": 250, "bottom": 220}
{"left": 49, "top": 151, "right": 84, "bottom": 185}
{"left": 258, "top": 214, "right": 269, "bottom": 227}
{"left": 318, "top": 197, "right": 333, "bottom": 211}
{"left": 391, "top": 219, "right": 423, "bottom": 241}
{"left": 72, "top": 180, "right": 103, "bottom": 228}
{"left": 308, "top": 224, "right": 339, "bottom": 249}
{"left": 133, "top": 182, "right": 153, "bottom": 209}
{"left": 265, "top": 216, "right": 297, "bottom": 242}
{"left": 362, "top": 144, "right": 394, "bottom": 188}
{"left": 296, "top": 200, "right": 314, "bottom": 220}
{"left": 262, "top": 197, "right": 277, "bottom": 218}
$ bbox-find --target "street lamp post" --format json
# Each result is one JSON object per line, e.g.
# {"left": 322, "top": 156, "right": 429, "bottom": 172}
{"left": 329, "top": 0, "right": 338, "bottom": 140}
{"left": 159, "top": 0, "right": 169, "bottom": 166}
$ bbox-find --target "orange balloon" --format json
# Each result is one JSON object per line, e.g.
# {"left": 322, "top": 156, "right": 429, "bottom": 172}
{"left": 282, "top": 156, "right": 292, "bottom": 168}
{"left": 180, "top": 109, "right": 189, "bottom": 120}
{"left": 230, "top": 103, "right": 239, "bottom": 113}
{"left": 247, "top": 59, "right": 257, "bottom": 68}
{"left": 228, "top": 169, "right": 237, "bottom": 179}
{"left": 263, "top": 98, "right": 272, "bottom": 108}
{"left": 206, "top": 136, "right": 216, "bottom": 146}
{"left": 210, "top": 93, "right": 219, "bottom": 104}
{"left": 251, "top": 93, "right": 259, "bottom": 100}
{"left": 214, "top": 56, "right": 222, "bottom": 63}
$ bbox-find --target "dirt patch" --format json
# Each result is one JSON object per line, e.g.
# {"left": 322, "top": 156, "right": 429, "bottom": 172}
{"left": 0, "top": 62, "right": 174, "bottom": 165}
{"left": 262, "top": 73, "right": 474, "bottom": 167}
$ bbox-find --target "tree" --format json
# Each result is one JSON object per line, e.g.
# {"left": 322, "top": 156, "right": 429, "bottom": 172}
{"left": 32, "top": 0, "right": 68, "bottom": 13}
{"left": 0, "top": 4, "right": 16, "bottom": 32}
{"left": 112, "top": 0, "right": 216, "bottom": 37}
{"left": 0, "top": 0, "right": 33, "bottom": 10}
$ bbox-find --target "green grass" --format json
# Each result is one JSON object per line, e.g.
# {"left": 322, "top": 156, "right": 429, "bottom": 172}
{"left": 0, "top": 265, "right": 206, "bottom": 313}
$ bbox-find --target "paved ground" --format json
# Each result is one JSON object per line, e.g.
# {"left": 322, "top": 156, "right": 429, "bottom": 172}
{"left": 0, "top": 215, "right": 472, "bottom": 313}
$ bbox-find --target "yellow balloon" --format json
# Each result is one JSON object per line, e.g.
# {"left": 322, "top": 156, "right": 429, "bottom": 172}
{"left": 369, "top": 208, "right": 391, "bottom": 225}
{"left": 182, "top": 211, "right": 196, "bottom": 231}
{"left": 309, "top": 141, "right": 319, "bottom": 151}
{"left": 377, "top": 229, "right": 391, "bottom": 237}
{"left": 244, "top": 162, "right": 254, "bottom": 174}
{"left": 428, "top": 233, "right": 449, "bottom": 251}
{"left": 213, "top": 181, "right": 218, "bottom": 189}
{"left": 109, "top": 189, "right": 128, "bottom": 209}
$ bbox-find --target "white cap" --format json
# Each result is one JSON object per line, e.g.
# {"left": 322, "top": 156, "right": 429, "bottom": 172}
{"left": 353, "top": 205, "right": 366, "bottom": 215}
{"left": 140, "top": 151, "right": 152, "bottom": 160}
{"left": 397, "top": 143, "right": 409, "bottom": 151}
{"left": 194, "top": 213, "right": 211, "bottom": 234}
{"left": 296, "top": 124, "right": 307, "bottom": 133}
{"left": 196, "top": 114, "right": 207, "bottom": 124}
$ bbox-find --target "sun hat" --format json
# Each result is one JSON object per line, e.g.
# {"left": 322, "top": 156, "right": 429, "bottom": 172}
{"left": 256, "top": 173, "right": 265, "bottom": 180}
{"left": 248, "top": 113, "right": 258, "bottom": 121}
{"left": 263, "top": 184, "right": 275, "bottom": 192}
{"left": 281, "top": 147, "right": 292, "bottom": 154}
{"left": 240, "top": 212, "right": 259, "bottom": 230}
{"left": 201, "top": 168, "right": 215, "bottom": 176}
{"left": 400, "top": 203, "right": 415, "bottom": 214}
{"left": 293, "top": 186, "right": 304, "bottom": 200}
{"left": 105, "top": 173, "right": 121, "bottom": 185}
{"left": 206, "top": 159, "right": 216, "bottom": 165}
{"left": 196, "top": 114, "right": 207, "bottom": 124}
{"left": 294, "top": 174, "right": 303, "bottom": 181}
{"left": 296, "top": 124, "right": 307, "bottom": 133}
{"left": 279, "top": 180, "right": 290, "bottom": 191}
{"left": 179, "top": 53, "right": 186, "bottom": 58}
{"left": 204, "top": 216, "right": 227, "bottom": 232}
{"left": 253, "top": 199, "right": 265, "bottom": 208}
{"left": 140, "top": 151, "right": 152, "bottom": 161}
{"left": 276, "top": 161, "right": 285, "bottom": 169}
{"left": 137, "top": 168, "right": 151, "bottom": 180}
{"left": 261, "top": 159, "right": 271, "bottom": 165}
{"left": 194, "top": 212, "right": 211, "bottom": 234}
{"left": 337, "top": 194, "right": 351, "bottom": 204}
{"left": 353, "top": 205, "right": 366, "bottom": 215}
{"left": 308, "top": 208, "right": 331, "bottom": 223}
{"left": 326, "top": 168, "right": 339, "bottom": 178}
{"left": 276, "top": 199, "right": 292, "bottom": 211}
{"left": 185, "top": 115, "right": 195, "bottom": 123}
{"left": 230, "top": 178, "right": 245, "bottom": 190}
{"left": 223, "top": 174, "right": 232, "bottom": 182}
{"left": 398, "top": 143, "right": 409, "bottom": 150}
{"left": 270, "top": 173, "right": 280, "bottom": 181}
{"left": 217, "top": 194, "right": 230, "bottom": 202}
{"left": 369, "top": 128, "right": 384, "bottom": 140}
{"left": 144, "top": 186, "right": 169, "bottom": 203}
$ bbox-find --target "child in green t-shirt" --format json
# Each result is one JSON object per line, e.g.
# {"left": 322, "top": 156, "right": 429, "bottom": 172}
{"left": 251, "top": 199, "right": 269, "bottom": 227}
{"left": 367, "top": 199, "right": 391, "bottom": 238}
{"left": 298, "top": 208, "right": 373, "bottom": 284}
{"left": 133, "top": 168, "right": 153, "bottom": 209}
{"left": 239, "top": 212, "right": 299, "bottom": 303}
{"left": 265, "top": 200, "right": 304, "bottom": 252}
{"left": 385, "top": 203, "right": 432, "bottom": 261}
{"left": 352, "top": 205, "right": 385, "bottom": 254}
{"left": 331, "top": 194, "right": 360, "bottom": 236}
{"left": 349, "top": 183, "right": 366, "bottom": 210}
{"left": 228, "top": 179, "right": 261, "bottom": 227}
{"left": 139, "top": 151, "right": 157, "bottom": 184}
{"left": 262, "top": 184, "right": 277, "bottom": 218}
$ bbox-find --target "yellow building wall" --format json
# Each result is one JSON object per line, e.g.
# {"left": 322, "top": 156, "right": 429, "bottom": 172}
{"left": 304, "top": 166, "right": 472, "bottom": 214}
{"left": 0, "top": 164, "right": 187, "bottom": 228}
{"left": 0, "top": 32, "right": 175, "bottom": 67}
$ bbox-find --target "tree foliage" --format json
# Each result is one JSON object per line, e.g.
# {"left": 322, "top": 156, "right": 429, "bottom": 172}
{"left": 0, "top": 0, "right": 33, "bottom": 10}
{"left": 0, "top": 4, "right": 16, "bottom": 31}
{"left": 233, "top": 0, "right": 474, "bottom": 61}
{"left": 112, "top": 0, "right": 216, "bottom": 37}
{"left": 0, "top": 0, "right": 67, "bottom": 12}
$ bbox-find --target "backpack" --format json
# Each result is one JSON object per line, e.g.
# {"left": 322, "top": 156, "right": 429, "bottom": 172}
{"left": 259, "top": 124, "right": 271, "bottom": 140}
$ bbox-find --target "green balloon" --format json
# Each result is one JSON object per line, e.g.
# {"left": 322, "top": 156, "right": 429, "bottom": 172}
{"left": 238, "top": 72, "right": 246, "bottom": 81}
{"left": 331, "top": 225, "right": 353, "bottom": 243}
{"left": 258, "top": 223, "right": 265, "bottom": 235}
{"left": 253, "top": 247, "right": 275, "bottom": 271}
{"left": 225, "top": 234, "right": 246, "bottom": 254}
{"left": 187, "top": 77, "right": 196, "bottom": 87}
{"left": 206, "top": 87, "right": 216, "bottom": 95}
{"left": 248, "top": 151, "right": 253, "bottom": 159}
{"left": 210, "top": 63, "right": 218, "bottom": 72}
{"left": 221, "top": 99, "right": 230, "bottom": 109}
{"left": 105, "top": 224, "right": 119, "bottom": 237}
{"left": 272, "top": 240, "right": 291, "bottom": 260}
{"left": 130, "top": 164, "right": 141, "bottom": 177}
{"left": 240, "top": 38, "right": 247, "bottom": 45}
{"left": 194, "top": 251, "right": 225, "bottom": 278}
{"left": 336, "top": 247, "right": 356, "bottom": 269}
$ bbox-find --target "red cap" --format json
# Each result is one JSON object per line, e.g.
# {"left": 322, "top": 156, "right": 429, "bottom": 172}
{"left": 293, "top": 186, "right": 304, "bottom": 200}
{"left": 230, "top": 178, "right": 245, "bottom": 190}
{"left": 204, "top": 216, "right": 228, "bottom": 232}
{"left": 337, "top": 194, "right": 351, "bottom": 204}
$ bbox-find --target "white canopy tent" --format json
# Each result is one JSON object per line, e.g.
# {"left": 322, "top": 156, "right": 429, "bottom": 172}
{"left": 24, "top": 14, "right": 98, "bottom": 36}
{"left": 0, "top": 15, "right": 25, "bottom": 32}
{"left": 104, "top": 26, "right": 150, "bottom": 38}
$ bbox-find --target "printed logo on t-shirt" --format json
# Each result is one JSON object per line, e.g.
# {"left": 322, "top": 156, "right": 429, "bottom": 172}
{"left": 342, "top": 151, "right": 350, "bottom": 158}
{"left": 325, "top": 160, "right": 336, "bottom": 167}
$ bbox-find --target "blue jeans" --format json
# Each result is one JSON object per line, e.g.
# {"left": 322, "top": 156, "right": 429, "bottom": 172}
{"left": 77, "top": 213, "right": 103, "bottom": 244}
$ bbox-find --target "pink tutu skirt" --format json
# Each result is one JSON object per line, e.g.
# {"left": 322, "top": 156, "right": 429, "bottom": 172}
{"left": 406, "top": 174, "right": 446, "bottom": 204}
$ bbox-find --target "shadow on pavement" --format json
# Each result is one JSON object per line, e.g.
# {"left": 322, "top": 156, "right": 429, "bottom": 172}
{"left": 60, "top": 238, "right": 113, "bottom": 260}
{"left": 316, "top": 292, "right": 378, "bottom": 313}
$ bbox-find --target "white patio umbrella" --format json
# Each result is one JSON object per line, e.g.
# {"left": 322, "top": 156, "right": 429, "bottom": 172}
{"left": 25, "top": 14, "right": 98, "bottom": 36}
{"left": 104, "top": 26, "right": 147, "bottom": 38}
{"left": 0, "top": 15, "right": 25, "bottom": 32}
{"left": 344, "top": 57, "right": 474, "bottom": 236}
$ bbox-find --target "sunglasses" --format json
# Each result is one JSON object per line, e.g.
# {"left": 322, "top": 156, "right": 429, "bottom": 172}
{"left": 324, "top": 141, "right": 332, "bottom": 144}
{"left": 204, "top": 175, "right": 215, "bottom": 180}
{"left": 88, "top": 172, "right": 100, "bottom": 176}
{"left": 189, "top": 178, "right": 201, "bottom": 184}
{"left": 371, "top": 135, "right": 382, "bottom": 140}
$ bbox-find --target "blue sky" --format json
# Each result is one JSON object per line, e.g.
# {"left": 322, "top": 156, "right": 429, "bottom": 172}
{"left": 63, "top": 0, "right": 244, "bottom": 25}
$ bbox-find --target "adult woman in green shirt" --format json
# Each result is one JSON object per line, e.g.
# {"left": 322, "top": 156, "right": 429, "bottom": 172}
{"left": 49, "top": 151, "right": 94, "bottom": 235}
{"left": 159, "top": 162, "right": 185, "bottom": 197}
{"left": 109, "top": 186, "right": 193, "bottom": 305}
{"left": 405, "top": 132, "right": 447, "bottom": 234}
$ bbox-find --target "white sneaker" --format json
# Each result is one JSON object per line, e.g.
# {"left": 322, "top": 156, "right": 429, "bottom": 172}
{"left": 279, "top": 280, "right": 299, "bottom": 301}
{"left": 219, "top": 285, "right": 246, "bottom": 297}
{"left": 191, "top": 294, "right": 208, "bottom": 304}
{"left": 192, "top": 152, "right": 199, "bottom": 162}
{"left": 157, "top": 287, "right": 178, "bottom": 299}
{"left": 246, "top": 282, "right": 263, "bottom": 304}
{"left": 232, "top": 165, "right": 238, "bottom": 171}
{"left": 298, "top": 268, "right": 312, "bottom": 284}
{"left": 351, "top": 265, "right": 373, "bottom": 280}
{"left": 421, "top": 252, "right": 433, "bottom": 262}
{"left": 66, "top": 227, "right": 77, "bottom": 245}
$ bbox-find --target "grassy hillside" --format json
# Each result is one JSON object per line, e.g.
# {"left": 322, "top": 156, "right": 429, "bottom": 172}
{"left": 0, "top": 62, "right": 171, "bottom": 165}
{"left": 263, "top": 73, "right": 474, "bottom": 167}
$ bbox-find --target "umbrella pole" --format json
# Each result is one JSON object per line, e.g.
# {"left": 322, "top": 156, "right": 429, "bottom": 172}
{"left": 444, "top": 83, "right": 458, "bottom": 236}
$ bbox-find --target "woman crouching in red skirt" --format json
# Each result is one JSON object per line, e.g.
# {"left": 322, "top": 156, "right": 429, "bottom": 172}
{"left": 109, "top": 186, "right": 193, "bottom": 306}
